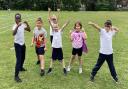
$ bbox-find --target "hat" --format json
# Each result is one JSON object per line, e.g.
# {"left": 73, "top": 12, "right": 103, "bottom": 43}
{"left": 15, "top": 13, "right": 21, "bottom": 19}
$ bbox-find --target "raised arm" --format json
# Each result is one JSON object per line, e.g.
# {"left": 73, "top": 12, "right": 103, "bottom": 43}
{"left": 48, "top": 8, "right": 51, "bottom": 20}
{"left": 88, "top": 21, "right": 102, "bottom": 31}
{"left": 112, "top": 26, "right": 119, "bottom": 32}
{"left": 57, "top": 8, "right": 60, "bottom": 21}
{"left": 61, "top": 20, "right": 70, "bottom": 31}
{"left": 24, "top": 21, "right": 31, "bottom": 32}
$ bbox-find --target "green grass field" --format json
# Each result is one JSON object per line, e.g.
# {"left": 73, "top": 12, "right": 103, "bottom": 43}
{"left": 0, "top": 11, "right": 128, "bottom": 89}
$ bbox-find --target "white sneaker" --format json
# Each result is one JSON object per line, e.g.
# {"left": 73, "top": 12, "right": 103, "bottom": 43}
{"left": 79, "top": 67, "right": 83, "bottom": 74}
{"left": 67, "top": 66, "right": 71, "bottom": 72}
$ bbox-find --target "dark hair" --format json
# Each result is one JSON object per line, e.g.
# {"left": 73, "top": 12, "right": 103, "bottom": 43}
{"left": 74, "top": 21, "right": 82, "bottom": 29}
{"left": 104, "top": 20, "right": 112, "bottom": 26}
{"left": 36, "top": 17, "right": 43, "bottom": 23}
{"left": 15, "top": 13, "right": 21, "bottom": 19}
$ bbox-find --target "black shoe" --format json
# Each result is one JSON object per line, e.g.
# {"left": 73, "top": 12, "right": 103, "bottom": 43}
{"left": 90, "top": 75, "right": 94, "bottom": 82}
{"left": 14, "top": 76, "right": 22, "bottom": 83}
{"left": 63, "top": 68, "right": 67, "bottom": 75}
{"left": 113, "top": 77, "right": 118, "bottom": 83}
{"left": 20, "top": 68, "right": 27, "bottom": 71}
{"left": 36, "top": 60, "right": 40, "bottom": 65}
{"left": 47, "top": 68, "right": 52, "bottom": 74}
{"left": 40, "top": 69, "right": 45, "bottom": 76}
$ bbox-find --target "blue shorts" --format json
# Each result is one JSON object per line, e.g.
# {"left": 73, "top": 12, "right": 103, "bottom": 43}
{"left": 35, "top": 47, "right": 45, "bottom": 55}
{"left": 52, "top": 48, "right": 63, "bottom": 61}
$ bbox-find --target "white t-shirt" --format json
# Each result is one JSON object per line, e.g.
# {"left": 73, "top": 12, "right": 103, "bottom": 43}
{"left": 33, "top": 27, "right": 47, "bottom": 47}
{"left": 99, "top": 28, "right": 116, "bottom": 55}
{"left": 12, "top": 23, "right": 27, "bottom": 45}
{"left": 50, "top": 26, "right": 53, "bottom": 36}
{"left": 52, "top": 30, "right": 62, "bottom": 48}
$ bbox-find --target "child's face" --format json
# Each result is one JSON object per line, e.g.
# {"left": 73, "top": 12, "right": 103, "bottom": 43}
{"left": 15, "top": 18, "right": 21, "bottom": 23}
{"left": 36, "top": 21, "right": 43, "bottom": 29}
{"left": 51, "top": 18, "right": 57, "bottom": 24}
{"left": 75, "top": 24, "right": 81, "bottom": 32}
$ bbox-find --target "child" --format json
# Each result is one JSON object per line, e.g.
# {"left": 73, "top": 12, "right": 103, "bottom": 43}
{"left": 12, "top": 13, "right": 31, "bottom": 82}
{"left": 31, "top": 18, "right": 47, "bottom": 76}
{"left": 88, "top": 20, "right": 119, "bottom": 83}
{"left": 48, "top": 8, "right": 60, "bottom": 44}
{"left": 47, "top": 17, "right": 70, "bottom": 75}
{"left": 67, "top": 21, "right": 87, "bottom": 74}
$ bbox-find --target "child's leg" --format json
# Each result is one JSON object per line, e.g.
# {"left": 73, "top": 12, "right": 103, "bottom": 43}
{"left": 39, "top": 55, "right": 45, "bottom": 76}
{"left": 68, "top": 55, "right": 76, "bottom": 67}
{"left": 20, "top": 44, "right": 26, "bottom": 71}
{"left": 39, "top": 55, "right": 45, "bottom": 70}
{"left": 78, "top": 56, "right": 82, "bottom": 67}
{"left": 61, "top": 59, "right": 67, "bottom": 75}
{"left": 47, "top": 59, "right": 54, "bottom": 74}
{"left": 67, "top": 55, "right": 75, "bottom": 72}
{"left": 78, "top": 56, "right": 83, "bottom": 74}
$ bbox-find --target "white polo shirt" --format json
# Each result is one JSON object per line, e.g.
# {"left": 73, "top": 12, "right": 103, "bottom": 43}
{"left": 99, "top": 28, "right": 116, "bottom": 55}
{"left": 12, "top": 23, "right": 27, "bottom": 45}
{"left": 52, "top": 30, "right": 62, "bottom": 48}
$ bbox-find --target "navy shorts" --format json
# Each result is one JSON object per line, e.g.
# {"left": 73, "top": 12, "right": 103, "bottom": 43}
{"left": 52, "top": 48, "right": 63, "bottom": 61}
{"left": 35, "top": 47, "right": 45, "bottom": 55}
{"left": 72, "top": 47, "right": 82, "bottom": 56}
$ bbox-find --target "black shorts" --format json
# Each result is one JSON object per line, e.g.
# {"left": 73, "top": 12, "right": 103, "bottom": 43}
{"left": 72, "top": 47, "right": 82, "bottom": 56}
{"left": 35, "top": 47, "right": 45, "bottom": 55}
{"left": 50, "top": 36, "right": 53, "bottom": 44}
{"left": 52, "top": 48, "right": 63, "bottom": 61}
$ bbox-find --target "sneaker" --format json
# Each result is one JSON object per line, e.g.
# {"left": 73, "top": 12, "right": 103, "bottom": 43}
{"left": 40, "top": 69, "right": 45, "bottom": 76}
{"left": 14, "top": 76, "right": 22, "bottom": 83}
{"left": 20, "top": 68, "right": 27, "bottom": 71}
{"left": 47, "top": 68, "right": 52, "bottom": 74}
{"left": 79, "top": 67, "right": 83, "bottom": 74}
{"left": 90, "top": 75, "right": 94, "bottom": 82}
{"left": 63, "top": 68, "right": 67, "bottom": 75}
{"left": 36, "top": 60, "right": 40, "bottom": 65}
{"left": 67, "top": 66, "right": 71, "bottom": 72}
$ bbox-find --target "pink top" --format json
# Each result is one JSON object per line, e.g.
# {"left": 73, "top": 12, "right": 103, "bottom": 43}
{"left": 71, "top": 31, "right": 85, "bottom": 48}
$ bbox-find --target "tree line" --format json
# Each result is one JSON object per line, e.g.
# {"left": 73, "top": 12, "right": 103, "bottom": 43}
{"left": 0, "top": 0, "right": 117, "bottom": 11}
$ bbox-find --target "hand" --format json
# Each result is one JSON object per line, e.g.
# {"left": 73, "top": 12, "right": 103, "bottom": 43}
{"left": 44, "top": 47, "right": 47, "bottom": 51}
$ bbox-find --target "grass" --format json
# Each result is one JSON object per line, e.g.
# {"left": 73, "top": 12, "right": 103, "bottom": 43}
{"left": 0, "top": 10, "right": 128, "bottom": 89}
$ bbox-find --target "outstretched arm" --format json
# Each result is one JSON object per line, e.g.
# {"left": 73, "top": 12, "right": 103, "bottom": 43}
{"left": 61, "top": 20, "right": 70, "bottom": 32}
{"left": 48, "top": 8, "right": 51, "bottom": 20}
{"left": 88, "top": 21, "right": 102, "bottom": 31}
{"left": 112, "top": 26, "right": 119, "bottom": 32}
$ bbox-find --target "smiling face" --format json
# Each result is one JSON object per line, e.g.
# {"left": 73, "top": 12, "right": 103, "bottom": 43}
{"left": 74, "top": 22, "right": 82, "bottom": 32}
{"left": 36, "top": 20, "right": 43, "bottom": 30}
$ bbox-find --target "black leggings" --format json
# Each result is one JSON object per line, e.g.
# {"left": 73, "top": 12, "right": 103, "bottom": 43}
{"left": 14, "top": 43, "right": 26, "bottom": 77}
{"left": 91, "top": 53, "right": 117, "bottom": 79}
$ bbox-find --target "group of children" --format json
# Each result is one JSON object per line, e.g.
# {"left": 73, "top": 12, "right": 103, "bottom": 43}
{"left": 12, "top": 8, "right": 119, "bottom": 83}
